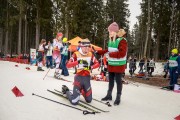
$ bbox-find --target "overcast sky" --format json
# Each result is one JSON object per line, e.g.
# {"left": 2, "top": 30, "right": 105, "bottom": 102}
{"left": 127, "top": 0, "right": 142, "bottom": 30}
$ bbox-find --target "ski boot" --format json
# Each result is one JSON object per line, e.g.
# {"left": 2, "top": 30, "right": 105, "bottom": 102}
{"left": 37, "top": 67, "right": 44, "bottom": 71}
{"left": 62, "top": 85, "right": 69, "bottom": 94}
{"left": 114, "top": 94, "right": 121, "bottom": 106}
{"left": 101, "top": 91, "right": 112, "bottom": 101}
{"left": 54, "top": 72, "right": 61, "bottom": 79}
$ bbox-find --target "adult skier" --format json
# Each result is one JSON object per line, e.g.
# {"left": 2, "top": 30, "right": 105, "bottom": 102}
{"left": 62, "top": 39, "right": 99, "bottom": 105}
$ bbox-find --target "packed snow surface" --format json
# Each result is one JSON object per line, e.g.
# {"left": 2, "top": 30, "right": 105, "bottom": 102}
{"left": 0, "top": 61, "right": 179, "bottom": 120}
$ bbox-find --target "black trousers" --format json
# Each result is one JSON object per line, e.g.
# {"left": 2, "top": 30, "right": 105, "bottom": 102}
{"left": 108, "top": 72, "right": 123, "bottom": 95}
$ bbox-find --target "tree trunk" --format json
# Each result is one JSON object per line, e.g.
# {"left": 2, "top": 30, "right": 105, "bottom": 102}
{"left": 4, "top": 1, "right": 9, "bottom": 54}
{"left": 0, "top": 28, "right": 3, "bottom": 51}
{"left": 18, "top": 0, "right": 22, "bottom": 54}
{"left": 155, "top": 31, "right": 160, "bottom": 60}
{"left": 27, "top": 23, "right": 30, "bottom": 53}
{"left": 9, "top": 26, "right": 13, "bottom": 57}
{"left": 143, "top": 0, "right": 151, "bottom": 57}
{"left": 148, "top": 0, "right": 154, "bottom": 58}
{"left": 178, "top": 31, "right": 180, "bottom": 50}
{"left": 25, "top": 15, "right": 27, "bottom": 53}
{"left": 64, "top": 2, "right": 69, "bottom": 38}
{"left": 36, "top": 8, "right": 40, "bottom": 49}
{"left": 65, "top": 23, "right": 69, "bottom": 39}
{"left": 168, "top": 0, "right": 175, "bottom": 55}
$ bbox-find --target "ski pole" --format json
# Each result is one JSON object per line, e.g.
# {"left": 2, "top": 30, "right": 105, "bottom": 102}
{"left": 32, "top": 93, "right": 95, "bottom": 115}
{"left": 47, "top": 90, "right": 101, "bottom": 113}
{"left": 43, "top": 68, "right": 51, "bottom": 80}
{"left": 54, "top": 89, "right": 109, "bottom": 112}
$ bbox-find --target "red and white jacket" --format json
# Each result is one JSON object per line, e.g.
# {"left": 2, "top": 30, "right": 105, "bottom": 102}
{"left": 66, "top": 50, "right": 99, "bottom": 76}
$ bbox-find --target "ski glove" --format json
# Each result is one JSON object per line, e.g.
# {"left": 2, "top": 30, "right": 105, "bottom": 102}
{"left": 62, "top": 85, "right": 69, "bottom": 94}
{"left": 78, "top": 59, "right": 88, "bottom": 65}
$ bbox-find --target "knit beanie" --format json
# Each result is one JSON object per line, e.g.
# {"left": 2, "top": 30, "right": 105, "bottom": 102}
{"left": 56, "top": 32, "right": 63, "bottom": 38}
{"left": 108, "top": 22, "right": 119, "bottom": 32}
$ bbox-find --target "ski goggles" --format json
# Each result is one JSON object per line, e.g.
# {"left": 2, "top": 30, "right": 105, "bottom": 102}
{"left": 79, "top": 44, "right": 91, "bottom": 48}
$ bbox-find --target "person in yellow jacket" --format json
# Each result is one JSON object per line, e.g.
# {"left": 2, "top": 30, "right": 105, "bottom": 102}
{"left": 60, "top": 37, "right": 69, "bottom": 76}
{"left": 168, "top": 48, "right": 180, "bottom": 90}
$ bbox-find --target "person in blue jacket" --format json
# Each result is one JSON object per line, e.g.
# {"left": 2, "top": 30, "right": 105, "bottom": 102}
{"left": 168, "top": 48, "right": 180, "bottom": 90}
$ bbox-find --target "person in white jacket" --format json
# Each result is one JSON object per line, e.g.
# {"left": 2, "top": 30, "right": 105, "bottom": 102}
{"left": 148, "top": 58, "right": 156, "bottom": 77}
{"left": 45, "top": 41, "right": 53, "bottom": 69}
{"left": 53, "top": 33, "right": 63, "bottom": 78}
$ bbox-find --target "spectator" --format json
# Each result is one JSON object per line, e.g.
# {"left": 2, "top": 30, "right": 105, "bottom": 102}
{"left": 139, "top": 57, "right": 145, "bottom": 73}
{"left": 37, "top": 39, "right": 46, "bottom": 71}
{"left": 102, "top": 53, "right": 108, "bottom": 80}
{"left": 163, "top": 58, "right": 169, "bottom": 78}
{"left": 129, "top": 55, "right": 137, "bottom": 78}
{"left": 45, "top": 41, "right": 53, "bottom": 69}
{"left": 148, "top": 58, "right": 156, "bottom": 77}
{"left": 96, "top": 23, "right": 128, "bottom": 105}
{"left": 147, "top": 58, "right": 150, "bottom": 75}
{"left": 168, "top": 48, "right": 180, "bottom": 90}
{"left": 0, "top": 50, "right": 5, "bottom": 58}
{"left": 60, "top": 37, "right": 69, "bottom": 76}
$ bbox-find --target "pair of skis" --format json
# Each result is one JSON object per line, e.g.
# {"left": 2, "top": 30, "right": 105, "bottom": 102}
{"left": 32, "top": 93, "right": 93, "bottom": 115}
{"left": 48, "top": 89, "right": 110, "bottom": 112}
{"left": 32, "top": 89, "right": 110, "bottom": 115}
{"left": 53, "top": 89, "right": 111, "bottom": 107}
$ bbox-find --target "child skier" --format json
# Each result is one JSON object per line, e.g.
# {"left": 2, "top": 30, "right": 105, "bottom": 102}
{"left": 53, "top": 32, "right": 63, "bottom": 78}
{"left": 62, "top": 39, "right": 100, "bottom": 105}
{"left": 168, "top": 48, "right": 180, "bottom": 90}
{"left": 60, "top": 37, "right": 69, "bottom": 76}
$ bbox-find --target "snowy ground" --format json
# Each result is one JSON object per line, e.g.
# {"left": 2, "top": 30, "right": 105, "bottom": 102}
{"left": 0, "top": 61, "right": 180, "bottom": 120}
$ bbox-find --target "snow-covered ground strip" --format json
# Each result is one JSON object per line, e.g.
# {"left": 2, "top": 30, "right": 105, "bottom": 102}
{"left": 0, "top": 61, "right": 179, "bottom": 120}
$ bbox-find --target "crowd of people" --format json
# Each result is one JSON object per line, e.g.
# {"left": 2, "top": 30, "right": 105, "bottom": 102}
{"left": 128, "top": 56, "right": 156, "bottom": 78}
{"left": 36, "top": 33, "right": 70, "bottom": 78}
{"left": 127, "top": 48, "right": 180, "bottom": 91}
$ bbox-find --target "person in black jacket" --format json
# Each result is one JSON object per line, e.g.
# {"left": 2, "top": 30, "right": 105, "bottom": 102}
{"left": 139, "top": 57, "right": 145, "bottom": 73}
